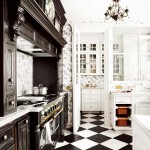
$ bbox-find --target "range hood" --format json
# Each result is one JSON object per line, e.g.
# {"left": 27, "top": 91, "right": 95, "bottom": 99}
{"left": 17, "top": 37, "right": 54, "bottom": 57}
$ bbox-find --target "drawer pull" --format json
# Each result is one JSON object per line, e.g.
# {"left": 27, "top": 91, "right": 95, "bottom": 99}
{"left": 3, "top": 135, "right": 7, "bottom": 140}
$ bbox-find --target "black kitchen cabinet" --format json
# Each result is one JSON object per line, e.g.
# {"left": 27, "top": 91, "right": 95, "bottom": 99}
{"left": 0, "top": 123, "right": 15, "bottom": 150}
{"left": 17, "top": 116, "right": 30, "bottom": 150}
{"left": 5, "top": 42, "right": 17, "bottom": 115}
{"left": 0, "top": 0, "right": 17, "bottom": 117}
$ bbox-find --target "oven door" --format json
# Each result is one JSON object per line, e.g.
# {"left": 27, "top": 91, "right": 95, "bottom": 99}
{"left": 40, "top": 112, "right": 60, "bottom": 150}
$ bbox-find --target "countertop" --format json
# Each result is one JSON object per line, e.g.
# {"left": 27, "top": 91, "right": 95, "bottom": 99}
{"left": 81, "top": 87, "right": 104, "bottom": 89}
{"left": 0, "top": 107, "right": 31, "bottom": 128}
{"left": 111, "top": 91, "right": 150, "bottom": 95}
{"left": 132, "top": 115, "right": 150, "bottom": 138}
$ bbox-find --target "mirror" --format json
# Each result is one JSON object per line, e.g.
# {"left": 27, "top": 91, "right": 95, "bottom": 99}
{"left": 113, "top": 26, "right": 150, "bottom": 81}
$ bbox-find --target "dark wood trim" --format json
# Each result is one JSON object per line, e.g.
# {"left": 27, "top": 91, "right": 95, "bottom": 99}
{"left": 19, "top": 0, "right": 67, "bottom": 47}
{"left": 53, "top": 0, "right": 66, "bottom": 19}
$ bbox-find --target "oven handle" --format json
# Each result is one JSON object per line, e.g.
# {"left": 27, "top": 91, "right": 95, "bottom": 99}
{"left": 41, "top": 118, "right": 53, "bottom": 129}
{"left": 53, "top": 108, "right": 63, "bottom": 119}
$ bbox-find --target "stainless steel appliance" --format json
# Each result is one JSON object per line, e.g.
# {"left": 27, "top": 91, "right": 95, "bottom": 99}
{"left": 17, "top": 94, "right": 63, "bottom": 150}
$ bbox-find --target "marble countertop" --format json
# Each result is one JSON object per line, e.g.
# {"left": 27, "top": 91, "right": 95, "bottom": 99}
{"left": 111, "top": 91, "right": 150, "bottom": 95}
{"left": 132, "top": 115, "right": 150, "bottom": 138}
{"left": 81, "top": 87, "right": 104, "bottom": 89}
{"left": 0, "top": 107, "right": 31, "bottom": 128}
{"left": 59, "top": 91, "right": 68, "bottom": 95}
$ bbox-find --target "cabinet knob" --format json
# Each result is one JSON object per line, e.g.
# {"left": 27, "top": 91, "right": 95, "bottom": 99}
{"left": 25, "top": 120, "right": 28, "bottom": 124}
{"left": 3, "top": 135, "right": 7, "bottom": 140}
{"left": 8, "top": 78, "right": 13, "bottom": 82}
{"left": 11, "top": 101, "right": 14, "bottom": 105}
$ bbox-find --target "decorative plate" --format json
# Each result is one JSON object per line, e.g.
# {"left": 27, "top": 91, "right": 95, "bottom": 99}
{"left": 45, "top": 0, "right": 55, "bottom": 21}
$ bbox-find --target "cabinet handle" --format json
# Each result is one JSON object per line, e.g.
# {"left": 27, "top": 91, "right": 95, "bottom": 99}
{"left": 25, "top": 120, "right": 28, "bottom": 124}
{"left": 3, "top": 135, "right": 7, "bottom": 140}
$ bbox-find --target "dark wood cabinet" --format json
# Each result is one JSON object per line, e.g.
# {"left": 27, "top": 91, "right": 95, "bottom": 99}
{"left": 0, "top": 123, "right": 15, "bottom": 150}
{"left": 17, "top": 116, "right": 30, "bottom": 150}
{"left": 5, "top": 42, "right": 16, "bottom": 115}
{"left": 0, "top": 0, "right": 17, "bottom": 117}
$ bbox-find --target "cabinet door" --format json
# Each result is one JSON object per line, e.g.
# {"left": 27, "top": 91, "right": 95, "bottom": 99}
{"left": 6, "top": 43, "right": 16, "bottom": 94}
{"left": 6, "top": 144, "right": 15, "bottom": 150}
{"left": 80, "top": 54, "right": 87, "bottom": 74}
{"left": 18, "top": 117, "right": 30, "bottom": 150}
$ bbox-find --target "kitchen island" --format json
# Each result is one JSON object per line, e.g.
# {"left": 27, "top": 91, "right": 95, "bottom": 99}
{"left": 132, "top": 115, "right": 150, "bottom": 150}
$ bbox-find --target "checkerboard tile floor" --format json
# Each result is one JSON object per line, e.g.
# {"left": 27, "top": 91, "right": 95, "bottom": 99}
{"left": 55, "top": 113, "right": 132, "bottom": 150}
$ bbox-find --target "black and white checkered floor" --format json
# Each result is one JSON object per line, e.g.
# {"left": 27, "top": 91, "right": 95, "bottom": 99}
{"left": 55, "top": 113, "right": 132, "bottom": 150}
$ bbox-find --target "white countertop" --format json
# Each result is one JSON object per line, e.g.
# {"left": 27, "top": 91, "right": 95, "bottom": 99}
{"left": 59, "top": 91, "right": 68, "bottom": 95}
{"left": 132, "top": 115, "right": 150, "bottom": 138}
{"left": 111, "top": 91, "right": 150, "bottom": 95}
{"left": 0, "top": 107, "right": 31, "bottom": 128}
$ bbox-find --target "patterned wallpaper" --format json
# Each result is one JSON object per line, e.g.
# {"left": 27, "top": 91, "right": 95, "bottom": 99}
{"left": 81, "top": 75, "right": 104, "bottom": 89}
{"left": 17, "top": 51, "right": 33, "bottom": 96}
{"left": 62, "top": 23, "right": 73, "bottom": 128}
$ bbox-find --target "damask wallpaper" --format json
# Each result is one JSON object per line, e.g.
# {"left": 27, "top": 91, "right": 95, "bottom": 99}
{"left": 17, "top": 51, "right": 33, "bottom": 96}
{"left": 81, "top": 75, "right": 104, "bottom": 89}
{"left": 62, "top": 23, "right": 73, "bottom": 128}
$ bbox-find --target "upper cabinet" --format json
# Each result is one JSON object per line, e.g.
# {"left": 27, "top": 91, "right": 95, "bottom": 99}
{"left": 113, "top": 27, "right": 150, "bottom": 81}
{"left": 80, "top": 33, "right": 104, "bottom": 75}
{"left": 0, "top": 0, "right": 67, "bottom": 116}
{"left": 80, "top": 43, "right": 100, "bottom": 75}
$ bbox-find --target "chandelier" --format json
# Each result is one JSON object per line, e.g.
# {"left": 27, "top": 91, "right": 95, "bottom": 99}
{"left": 104, "top": 0, "right": 129, "bottom": 21}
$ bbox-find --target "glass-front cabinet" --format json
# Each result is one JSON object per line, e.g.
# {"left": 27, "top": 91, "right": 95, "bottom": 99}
{"left": 80, "top": 43, "right": 100, "bottom": 75}
{"left": 113, "top": 27, "right": 150, "bottom": 81}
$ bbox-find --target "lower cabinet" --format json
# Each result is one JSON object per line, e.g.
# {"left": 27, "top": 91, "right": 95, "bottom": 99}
{"left": 17, "top": 116, "right": 30, "bottom": 150}
{"left": 0, "top": 115, "right": 30, "bottom": 150}
{"left": 0, "top": 123, "right": 15, "bottom": 150}
{"left": 133, "top": 118, "right": 150, "bottom": 150}
{"left": 81, "top": 89, "right": 100, "bottom": 111}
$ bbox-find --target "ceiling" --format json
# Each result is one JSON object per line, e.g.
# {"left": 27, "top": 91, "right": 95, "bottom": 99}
{"left": 61, "top": 0, "right": 150, "bottom": 25}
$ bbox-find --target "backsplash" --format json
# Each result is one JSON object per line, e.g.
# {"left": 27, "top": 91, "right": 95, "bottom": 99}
{"left": 81, "top": 75, "right": 104, "bottom": 89}
{"left": 17, "top": 51, "right": 33, "bottom": 96}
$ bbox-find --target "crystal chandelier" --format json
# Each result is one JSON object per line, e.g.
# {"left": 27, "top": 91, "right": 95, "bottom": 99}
{"left": 104, "top": 0, "right": 129, "bottom": 21}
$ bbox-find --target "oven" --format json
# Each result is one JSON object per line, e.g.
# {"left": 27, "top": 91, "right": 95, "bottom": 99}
{"left": 17, "top": 95, "right": 64, "bottom": 150}
{"left": 40, "top": 108, "right": 62, "bottom": 150}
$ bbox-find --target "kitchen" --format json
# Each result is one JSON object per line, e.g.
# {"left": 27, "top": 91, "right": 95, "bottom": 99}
{"left": 1, "top": 0, "right": 150, "bottom": 150}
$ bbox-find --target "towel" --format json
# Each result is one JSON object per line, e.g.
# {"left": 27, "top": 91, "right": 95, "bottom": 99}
{"left": 40, "top": 122, "right": 52, "bottom": 147}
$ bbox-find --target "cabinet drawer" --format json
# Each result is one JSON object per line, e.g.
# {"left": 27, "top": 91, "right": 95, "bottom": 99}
{"left": 82, "top": 95, "right": 100, "bottom": 102}
{"left": 0, "top": 123, "right": 14, "bottom": 149}
{"left": 82, "top": 102, "right": 100, "bottom": 111}
{"left": 135, "top": 96, "right": 150, "bottom": 103}
{"left": 82, "top": 89, "right": 100, "bottom": 94}
{"left": 115, "top": 96, "right": 132, "bottom": 104}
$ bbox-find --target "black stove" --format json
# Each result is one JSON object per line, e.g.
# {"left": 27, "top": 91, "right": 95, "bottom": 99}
{"left": 17, "top": 94, "right": 60, "bottom": 106}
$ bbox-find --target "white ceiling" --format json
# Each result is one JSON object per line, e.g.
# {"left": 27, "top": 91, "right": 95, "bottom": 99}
{"left": 61, "top": 0, "right": 150, "bottom": 25}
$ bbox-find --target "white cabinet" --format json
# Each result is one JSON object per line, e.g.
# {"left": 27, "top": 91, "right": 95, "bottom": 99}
{"left": 133, "top": 116, "right": 150, "bottom": 150}
{"left": 111, "top": 92, "right": 150, "bottom": 130}
{"left": 132, "top": 94, "right": 150, "bottom": 115}
{"left": 113, "top": 44, "right": 124, "bottom": 80}
{"left": 100, "top": 43, "right": 105, "bottom": 75}
{"left": 80, "top": 43, "right": 100, "bottom": 75}
{"left": 81, "top": 89, "right": 100, "bottom": 111}
{"left": 111, "top": 93, "right": 132, "bottom": 130}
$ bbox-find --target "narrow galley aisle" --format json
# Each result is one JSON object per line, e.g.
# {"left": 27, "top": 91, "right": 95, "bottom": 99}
{"left": 55, "top": 113, "right": 132, "bottom": 150}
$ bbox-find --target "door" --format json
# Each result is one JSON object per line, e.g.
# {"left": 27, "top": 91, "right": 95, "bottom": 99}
{"left": 72, "top": 24, "right": 81, "bottom": 134}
